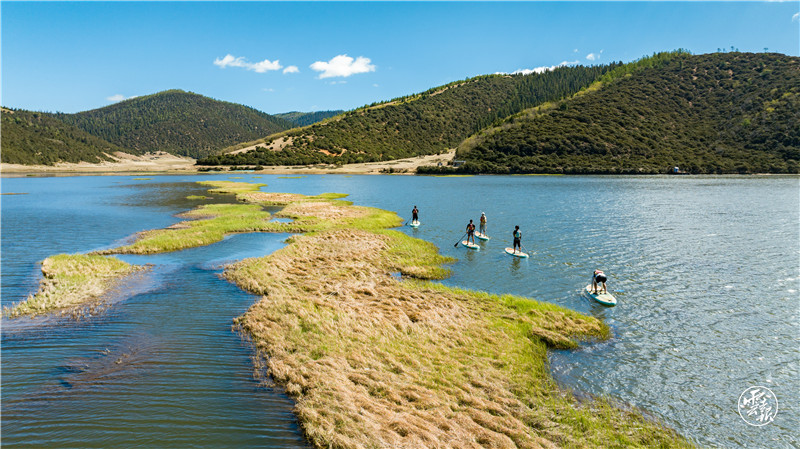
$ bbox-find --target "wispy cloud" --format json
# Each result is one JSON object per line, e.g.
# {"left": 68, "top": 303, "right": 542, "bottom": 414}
{"left": 310, "top": 55, "right": 375, "bottom": 79}
{"left": 214, "top": 54, "right": 283, "bottom": 73}
{"left": 793, "top": 12, "right": 799, "bottom": 22}
{"left": 106, "top": 94, "right": 132, "bottom": 103}
{"left": 500, "top": 60, "right": 579, "bottom": 76}
{"left": 283, "top": 65, "right": 299, "bottom": 74}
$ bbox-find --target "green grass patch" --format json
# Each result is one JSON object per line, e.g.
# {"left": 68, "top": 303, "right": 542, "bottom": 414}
{"left": 99, "top": 203, "right": 277, "bottom": 254}
{"left": 198, "top": 180, "right": 266, "bottom": 195}
{"left": 4, "top": 254, "right": 142, "bottom": 317}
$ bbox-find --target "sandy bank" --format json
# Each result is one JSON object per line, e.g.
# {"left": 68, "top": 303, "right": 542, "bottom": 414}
{"left": 1, "top": 151, "right": 456, "bottom": 176}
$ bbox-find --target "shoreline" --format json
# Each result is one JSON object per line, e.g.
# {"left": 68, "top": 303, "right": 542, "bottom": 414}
{"left": 1, "top": 151, "right": 456, "bottom": 176}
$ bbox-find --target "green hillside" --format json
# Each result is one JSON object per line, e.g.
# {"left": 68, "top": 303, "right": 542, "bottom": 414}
{"left": 197, "top": 65, "right": 616, "bottom": 166}
{"left": 55, "top": 90, "right": 294, "bottom": 159}
{"left": 275, "top": 110, "right": 344, "bottom": 127}
{"left": 1, "top": 108, "right": 137, "bottom": 165}
{"left": 429, "top": 52, "right": 799, "bottom": 174}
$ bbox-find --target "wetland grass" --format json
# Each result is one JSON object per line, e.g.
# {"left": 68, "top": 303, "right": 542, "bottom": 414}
{"left": 4, "top": 254, "right": 143, "bottom": 318}
{"left": 214, "top": 182, "right": 693, "bottom": 448}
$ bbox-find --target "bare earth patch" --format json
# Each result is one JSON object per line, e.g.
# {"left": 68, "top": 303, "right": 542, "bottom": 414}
{"left": 1, "top": 151, "right": 196, "bottom": 174}
{"left": 2, "top": 151, "right": 455, "bottom": 175}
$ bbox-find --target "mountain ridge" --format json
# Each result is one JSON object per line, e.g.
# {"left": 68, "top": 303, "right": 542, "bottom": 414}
{"left": 53, "top": 90, "right": 294, "bottom": 159}
{"left": 422, "top": 52, "right": 799, "bottom": 174}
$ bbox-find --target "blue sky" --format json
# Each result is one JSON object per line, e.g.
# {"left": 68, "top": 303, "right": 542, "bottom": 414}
{"left": 2, "top": 2, "right": 798, "bottom": 114}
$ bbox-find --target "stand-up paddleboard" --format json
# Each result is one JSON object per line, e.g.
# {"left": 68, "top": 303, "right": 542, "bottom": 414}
{"left": 475, "top": 232, "right": 490, "bottom": 241}
{"left": 409, "top": 220, "right": 420, "bottom": 228}
{"left": 461, "top": 240, "right": 480, "bottom": 250}
{"left": 585, "top": 285, "right": 617, "bottom": 306}
{"left": 504, "top": 248, "right": 528, "bottom": 258}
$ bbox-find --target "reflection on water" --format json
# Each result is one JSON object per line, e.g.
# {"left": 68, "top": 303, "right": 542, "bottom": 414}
{"left": 2, "top": 174, "right": 798, "bottom": 448}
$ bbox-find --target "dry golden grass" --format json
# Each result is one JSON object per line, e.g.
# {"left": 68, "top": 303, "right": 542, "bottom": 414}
{"left": 222, "top": 186, "right": 692, "bottom": 448}
{"left": 4, "top": 254, "right": 144, "bottom": 318}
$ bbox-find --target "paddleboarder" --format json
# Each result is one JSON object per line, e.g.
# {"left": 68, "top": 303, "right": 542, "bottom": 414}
{"left": 479, "top": 212, "right": 487, "bottom": 236}
{"left": 411, "top": 206, "right": 419, "bottom": 224}
{"left": 512, "top": 225, "right": 522, "bottom": 253}
{"left": 591, "top": 269, "right": 608, "bottom": 294}
{"left": 466, "top": 219, "right": 476, "bottom": 245}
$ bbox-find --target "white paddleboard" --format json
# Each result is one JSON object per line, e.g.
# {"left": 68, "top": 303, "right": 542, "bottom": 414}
{"left": 504, "top": 248, "right": 528, "bottom": 258}
{"left": 409, "top": 220, "right": 420, "bottom": 228}
{"left": 475, "top": 232, "right": 490, "bottom": 241}
{"left": 585, "top": 285, "right": 617, "bottom": 306}
{"left": 461, "top": 240, "right": 480, "bottom": 250}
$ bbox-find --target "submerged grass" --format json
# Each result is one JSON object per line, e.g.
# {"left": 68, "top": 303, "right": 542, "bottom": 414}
{"left": 214, "top": 182, "right": 693, "bottom": 448}
{"left": 4, "top": 254, "right": 143, "bottom": 318}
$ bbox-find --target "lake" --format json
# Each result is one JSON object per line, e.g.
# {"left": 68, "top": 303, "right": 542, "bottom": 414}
{"left": 2, "top": 174, "right": 798, "bottom": 448}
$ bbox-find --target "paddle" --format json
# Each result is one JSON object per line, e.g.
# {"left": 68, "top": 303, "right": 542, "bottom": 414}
{"left": 453, "top": 232, "right": 467, "bottom": 248}
{"left": 521, "top": 242, "right": 531, "bottom": 255}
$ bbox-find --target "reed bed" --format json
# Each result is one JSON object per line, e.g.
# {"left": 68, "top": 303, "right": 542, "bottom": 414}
{"left": 4, "top": 254, "right": 143, "bottom": 318}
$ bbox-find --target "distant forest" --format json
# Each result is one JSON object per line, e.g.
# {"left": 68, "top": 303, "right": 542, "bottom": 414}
{"left": 1, "top": 108, "right": 135, "bottom": 165}
{"left": 275, "top": 110, "right": 344, "bottom": 127}
{"left": 197, "top": 64, "right": 615, "bottom": 166}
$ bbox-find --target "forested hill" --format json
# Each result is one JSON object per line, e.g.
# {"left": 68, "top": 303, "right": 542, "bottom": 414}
{"left": 55, "top": 90, "right": 294, "bottom": 159}
{"left": 197, "top": 64, "right": 617, "bottom": 166}
{"left": 433, "top": 52, "right": 799, "bottom": 174}
{"left": 275, "top": 110, "right": 344, "bottom": 127}
{"left": 1, "top": 108, "right": 137, "bottom": 165}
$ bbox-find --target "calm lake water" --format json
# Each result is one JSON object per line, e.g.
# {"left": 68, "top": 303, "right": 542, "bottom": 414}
{"left": 2, "top": 174, "right": 798, "bottom": 448}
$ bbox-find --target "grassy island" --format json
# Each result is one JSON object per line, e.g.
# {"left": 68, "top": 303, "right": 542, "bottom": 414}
{"left": 4, "top": 254, "right": 143, "bottom": 318}
{"left": 187, "top": 182, "right": 691, "bottom": 448}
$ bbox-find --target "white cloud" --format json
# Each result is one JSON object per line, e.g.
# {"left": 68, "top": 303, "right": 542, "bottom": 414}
{"left": 262, "top": 88, "right": 275, "bottom": 92}
{"left": 586, "top": 50, "right": 605, "bottom": 61}
{"left": 310, "top": 55, "right": 375, "bottom": 79}
{"left": 106, "top": 94, "right": 130, "bottom": 102}
{"left": 504, "top": 60, "right": 578, "bottom": 76}
{"left": 283, "top": 65, "right": 299, "bottom": 74}
{"left": 214, "top": 54, "right": 282, "bottom": 73}
{"left": 793, "top": 12, "right": 799, "bottom": 22}
{"left": 573, "top": 48, "right": 579, "bottom": 53}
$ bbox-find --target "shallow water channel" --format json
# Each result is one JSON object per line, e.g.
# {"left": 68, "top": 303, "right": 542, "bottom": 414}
{"left": 1, "top": 179, "right": 308, "bottom": 447}
{"left": 2, "top": 174, "right": 798, "bottom": 448}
